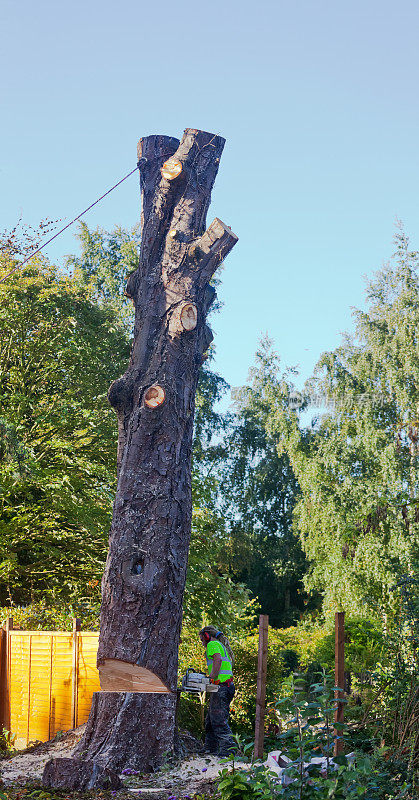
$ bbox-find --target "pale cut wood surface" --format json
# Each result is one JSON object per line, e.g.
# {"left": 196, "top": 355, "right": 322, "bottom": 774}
{"left": 144, "top": 385, "right": 165, "bottom": 408}
{"left": 161, "top": 158, "right": 182, "bottom": 180}
{"left": 98, "top": 659, "right": 170, "bottom": 693}
{"left": 180, "top": 303, "right": 198, "bottom": 331}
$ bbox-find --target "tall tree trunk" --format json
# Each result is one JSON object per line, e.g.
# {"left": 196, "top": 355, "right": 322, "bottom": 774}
{"left": 44, "top": 128, "right": 237, "bottom": 786}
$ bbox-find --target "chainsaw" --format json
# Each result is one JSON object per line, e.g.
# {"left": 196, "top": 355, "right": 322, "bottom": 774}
{"left": 180, "top": 668, "right": 219, "bottom": 693}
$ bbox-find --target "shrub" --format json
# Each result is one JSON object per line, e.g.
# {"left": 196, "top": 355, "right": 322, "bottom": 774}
{"left": 217, "top": 673, "right": 416, "bottom": 800}
{"left": 177, "top": 622, "right": 331, "bottom": 736}
{"left": 313, "top": 616, "right": 385, "bottom": 675}
{"left": 0, "top": 600, "right": 100, "bottom": 631}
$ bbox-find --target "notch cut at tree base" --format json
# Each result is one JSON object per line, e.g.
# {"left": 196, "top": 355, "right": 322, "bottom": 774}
{"left": 98, "top": 659, "right": 171, "bottom": 693}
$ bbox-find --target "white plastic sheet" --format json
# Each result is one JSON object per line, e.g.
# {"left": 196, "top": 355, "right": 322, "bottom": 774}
{"left": 265, "top": 750, "right": 355, "bottom": 786}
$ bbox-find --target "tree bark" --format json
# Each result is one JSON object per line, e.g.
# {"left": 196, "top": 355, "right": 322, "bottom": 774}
{"left": 44, "top": 129, "right": 237, "bottom": 785}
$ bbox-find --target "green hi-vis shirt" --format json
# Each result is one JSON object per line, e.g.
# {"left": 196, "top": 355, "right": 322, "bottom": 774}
{"left": 206, "top": 640, "right": 233, "bottom": 683}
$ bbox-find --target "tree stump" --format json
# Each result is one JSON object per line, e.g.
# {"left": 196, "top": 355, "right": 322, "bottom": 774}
{"left": 44, "top": 128, "right": 237, "bottom": 785}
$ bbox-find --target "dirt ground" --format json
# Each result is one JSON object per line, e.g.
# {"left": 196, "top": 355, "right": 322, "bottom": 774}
{"left": 0, "top": 726, "right": 230, "bottom": 799}
{"left": 0, "top": 726, "right": 82, "bottom": 784}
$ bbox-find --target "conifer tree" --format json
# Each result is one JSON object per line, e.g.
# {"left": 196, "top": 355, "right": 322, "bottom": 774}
{"left": 267, "top": 227, "right": 419, "bottom": 615}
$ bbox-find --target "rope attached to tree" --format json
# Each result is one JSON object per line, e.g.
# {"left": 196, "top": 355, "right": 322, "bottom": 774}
{"left": 0, "top": 167, "right": 139, "bottom": 285}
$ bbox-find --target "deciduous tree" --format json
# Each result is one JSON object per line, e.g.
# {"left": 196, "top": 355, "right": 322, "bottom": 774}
{"left": 0, "top": 251, "right": 130, "bottom": 605}
{"left": 267, "top": 228, "right": 419, "bottom": 616}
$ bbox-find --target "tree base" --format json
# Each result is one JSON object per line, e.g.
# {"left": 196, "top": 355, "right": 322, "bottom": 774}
{"left": 75, "top": 692, "right": 176, "bottom": 773}
{"left": 42, "top": 757, "right": 121, "bottom": 791}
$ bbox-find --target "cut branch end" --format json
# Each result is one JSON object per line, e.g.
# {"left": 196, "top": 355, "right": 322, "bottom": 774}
{"left": 144, "top": 385, "right": 166, "bottom": 409}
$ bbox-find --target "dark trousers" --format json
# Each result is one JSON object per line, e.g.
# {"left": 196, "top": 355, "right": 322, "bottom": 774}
{"left": 205, "top": 681, "right": 236, "bottom": 757}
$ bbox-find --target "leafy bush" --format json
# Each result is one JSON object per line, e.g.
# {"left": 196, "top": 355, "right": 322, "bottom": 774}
{"left": 177, "top": 622, "right": 330, "bottom": 737}
{"left": 313, "top": 616, "right": 385, "bottom": 674}
{"left": 217, "top": 672, "right": 417, "bottom": 800}
{"left": 280, "top": 649, "right": 300, "bottom": 676}
{"left": 0, "top": 599, "right": 100, "bottom": 631}
{"left": 360, "top": 574, "right": 419, "bottom": 773}
{"left": 217, "top": 760, "right": 280, "bottom": 799}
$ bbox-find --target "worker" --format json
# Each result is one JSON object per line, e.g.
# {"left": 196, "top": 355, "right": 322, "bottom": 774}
{"left": 199, "top": 625, "right": 237, "bottom": 757}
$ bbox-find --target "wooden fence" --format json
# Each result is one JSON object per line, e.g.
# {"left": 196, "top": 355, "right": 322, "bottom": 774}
{"left": 0, "top": 619, "right": 100, "bottom": 748}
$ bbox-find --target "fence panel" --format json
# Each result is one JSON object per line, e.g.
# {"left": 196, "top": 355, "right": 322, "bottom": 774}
{"left": 0, "top": 630, "right": 5, "bottom": 730}
{"left": 9, "top": 633, "right": 31, "bottom": 748}
{"left": 77, "top": 633, "right": 101, "bottom": 727}
{"left": 49, "top": 633, "right": 73, "bottom": 739}
{"left": 27, "top": 633, "right": 56, "bottom": 745}
{"left": 3, "top": 628, "right": 99, "bottom": 748}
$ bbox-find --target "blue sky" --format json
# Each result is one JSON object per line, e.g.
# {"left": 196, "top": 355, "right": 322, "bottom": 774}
{"left": 2, "top": 0, "right": 419, "bottom": 397}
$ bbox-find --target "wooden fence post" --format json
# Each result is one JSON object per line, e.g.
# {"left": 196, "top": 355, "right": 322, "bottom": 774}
{"left": 4, "top": 617, "right": 13, "bottom": 733}
{"left": 0, "top": 617, "right": 13, "bottom": 732}
{"left": 0, "top": 627, "right": 5, "bottom": 731}
{"left": 71, "top": 618, "right": 81, "bottom": 729}
{"left": 254, "top": 614, "right": 269, "bottom": 760}
{"left": 334, "top": 611, "right": 345, "bottom": 756}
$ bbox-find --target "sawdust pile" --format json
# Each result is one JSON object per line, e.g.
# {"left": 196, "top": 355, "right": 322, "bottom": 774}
{"left": 0, "top": 726, "right": 83, "bottom": 784}
{"left": 0, "top": 726, "right": 229, "bottom": 797}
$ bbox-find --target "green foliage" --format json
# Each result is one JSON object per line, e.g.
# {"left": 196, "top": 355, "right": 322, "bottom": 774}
{"left": 193, "top": 361, "right": 230, "bottom": 492}
{"left": 271, "top": 671, "right": 416, "bottom": 799}
{"left": 313, "top": 617, "right": 385, "bottom": 674}
{"left": 256, "top": 227, "right": 419, "bottom": 616}
{"left": 0, "top": 246, "right": 130, "bottom": 605}
{"left": 1, "top": 221, "right": 417, "bottom": 800}
{"left": 229, "top": 630, "right": 302, "bottom": 734}
{"left": 223, "top": 339, "right": 314, "bottom": 627}
{"left": 186, "top": 359, "right": 256, "bottom": 630}
{"left": 66, "top": 221, "right": 140, "bottom": 331}
{"left": 0, "top": 599, "right": 100, "bottom": 631}
{"left": 276, "top": 670, "right": 348, "bottom": 775}
{"left": 216, "top": 673, "right": 416, "bottom": 800}
{"left": 184, "top": 505, "right": 257, "bottom": 630}
{"left": 177, "top": 623, "right": 330, "bottom": 738}
{"left": 0, "top": 222, "right": 256, "bottom": 628}
{"left": 217, "top": 746, "right": 280, "bottom": 799}
{"left": 360, "top": 574, "right": 419, "bottom": 772}
{"left": 1, "top": 221, "right": 310, "bottom": 630}
{"left": 0, "top": 725, "right": 16, "bottom": 755}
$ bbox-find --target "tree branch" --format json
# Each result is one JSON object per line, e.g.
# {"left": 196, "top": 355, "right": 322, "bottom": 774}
{"left": 189, "top": 217, "right": 238, "bottom": 284}
{"left": 137, "top": 130, "right": 226, "bottom": 285}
